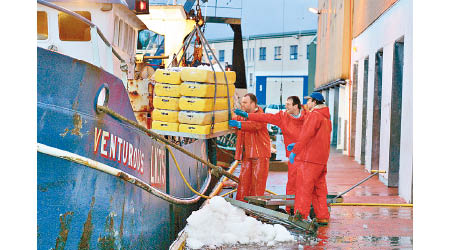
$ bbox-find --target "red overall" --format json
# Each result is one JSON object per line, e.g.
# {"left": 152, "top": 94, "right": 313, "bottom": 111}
{"left": 233, "top": 106, "right": 271, "bottom": 201}
{"left": 247, "top": 109, "right": 308, "bottom": 205}
{"left": 292, "top": 105, "right": 331, "bottom": 220}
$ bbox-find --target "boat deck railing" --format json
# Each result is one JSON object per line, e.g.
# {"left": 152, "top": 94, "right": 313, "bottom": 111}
{"left": 37, "top": 0, "right": 126, "bottom": 71}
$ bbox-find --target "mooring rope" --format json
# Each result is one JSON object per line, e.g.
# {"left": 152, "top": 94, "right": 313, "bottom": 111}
{"left": 96, "top": 105, "right": 239, "bottom": 183}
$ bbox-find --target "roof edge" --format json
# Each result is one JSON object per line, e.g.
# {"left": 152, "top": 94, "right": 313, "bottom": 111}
{"left": 208, "top": 29, "right": 317, "bottom": 43}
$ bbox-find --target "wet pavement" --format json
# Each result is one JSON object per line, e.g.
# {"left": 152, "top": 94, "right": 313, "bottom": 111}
{"left": 265, "top": 148, "right": 413, "bottom": 249}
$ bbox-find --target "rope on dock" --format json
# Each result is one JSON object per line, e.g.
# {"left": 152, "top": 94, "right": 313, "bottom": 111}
{"left": 329, "top": 203, "right": 413, "bottom": 207}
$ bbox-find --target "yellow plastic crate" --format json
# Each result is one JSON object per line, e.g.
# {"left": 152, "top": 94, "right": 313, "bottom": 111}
{"left": 178, "top": 110, "right": 229, "bottom": 125}
{"left": 180, "top": 82, "right": 235, "bottom": 98}
{"left": 180, "top": 68, "right": 236, "bottom": 84}
{"left": 154, "top": 83, "right": 181, "bottom": 97}
{"left": 179, "top": 121, "right": 229, "bottom": 135}
{"left": 152, "top": 109, "right": 179, "bottom": 123}
{"left": 153, "top": 96, "right": 180, "bottom": 110}
{"left": 154, "top": 69, "right": 182, "bottom": 85}
{"left": 179, "top": 96, "right": 233, "bottom": 112}
{"left": 152, "top": 121, "right": 179, "bottom": 132}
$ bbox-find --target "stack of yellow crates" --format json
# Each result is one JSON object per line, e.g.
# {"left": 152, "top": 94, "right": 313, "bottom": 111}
{"left": 152, "top": 68, "right": 183, "bottom": 131}
{"left": 152, "top": 67, "right": 236, "bottom": 135}
{"left": 178, "top": 67, "right": 236, "bottom": 134}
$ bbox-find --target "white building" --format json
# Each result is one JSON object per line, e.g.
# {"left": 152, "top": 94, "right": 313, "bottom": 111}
{"left": 208, "top": 30, "right": 316, "bottom": 106}
{"left": 313, "top": 0, "right": 412, "bottom": 202}
{"left": 351, "top": 0, "right": 412, "bottom": 201}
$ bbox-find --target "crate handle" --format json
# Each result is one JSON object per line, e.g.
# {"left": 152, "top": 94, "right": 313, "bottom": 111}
{"left": 187, "top": 115, "right": 193, "bottom": 118}
{"left": 187, "top": 100, "right": 195, "bottom": 103}
{"left": 161, "top": 124, "right": 168, "bottom": 127}
{"left": 162, "top": 112, "right": 168, "bottom": 115}
{"left": 188, "top": 86, "right": 197, "bottom": 89}
{"left": 188, "top": 126, "right": 195, "bottom": 129}
{"left": 163, "top": 72, "right": 171, "bottom": 76}
{"left": 162, "top": 99, "right": 169, "bottom": 102}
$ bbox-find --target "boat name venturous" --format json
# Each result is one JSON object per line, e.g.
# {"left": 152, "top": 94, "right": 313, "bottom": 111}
{"left": 94, "top": 127, "right": 146, "bottom": 175}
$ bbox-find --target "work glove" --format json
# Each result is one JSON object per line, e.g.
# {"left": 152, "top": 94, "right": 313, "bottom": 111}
{"left": 302, "top": 104, "right": 309, "bottom": 112}
{"left": 289, "top": 152, "right": 296, "bottom": 164}
{"left": 234, "top": 109, "right": 248, "bottom": 118}
{"left": 228, "top": 120, "right": 241, "bottom": 129}
{"left": 287, "top": 143, "right": 295, "bottom": 152}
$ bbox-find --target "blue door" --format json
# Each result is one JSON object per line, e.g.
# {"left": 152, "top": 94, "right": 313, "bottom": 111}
{"left": 255, "top": 76, "right": 267, "bottom": 105}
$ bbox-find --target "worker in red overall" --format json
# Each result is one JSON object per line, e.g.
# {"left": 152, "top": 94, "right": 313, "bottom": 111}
{"left": 288, "top": 92, "right": 332, "bottom": 225}
{"left": 229, "top": 93, "right": 271, "bottom": 201}
{"left": 234, "top": 96, "right": 309, "bottom": 213}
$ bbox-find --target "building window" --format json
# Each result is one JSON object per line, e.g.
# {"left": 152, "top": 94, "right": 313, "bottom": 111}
{"left": 37, "top": 11, "right": 48, "bottom": 40}
{"left": 259, "top": 47, "right": 266, "bottom": 60}
{"left": 290, "top": 45, "right": 298, "bottom": 60}
{"left": 129, "top": 29, "right": 135, "bottom": 54}
{"left": 123, "top": 23, "right": 130, "bottom": 51}
{"left": 113, "top": 16, "right": 119, "bottom": 46}
{"left": 58, "top": 11, "right": 91, "bottom": 41}
{"left": 274, "top": 46, "right": 282, "bottom": 60}
{"left": 219, "top": 50, "right": 225, "bottom": 62}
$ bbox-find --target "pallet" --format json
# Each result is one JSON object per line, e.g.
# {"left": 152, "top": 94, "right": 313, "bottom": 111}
{"left": 244, "top": 193, "right": 344, "bottom": 211}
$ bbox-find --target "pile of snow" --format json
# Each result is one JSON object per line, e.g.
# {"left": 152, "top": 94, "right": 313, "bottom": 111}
{"left": 185, "top": 196, "right": 295, "bottom": 249}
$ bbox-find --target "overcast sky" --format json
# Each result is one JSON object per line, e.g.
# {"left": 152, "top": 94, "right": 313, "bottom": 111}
{"left": 201, "top": 0, "right": 318, "bottom": 39}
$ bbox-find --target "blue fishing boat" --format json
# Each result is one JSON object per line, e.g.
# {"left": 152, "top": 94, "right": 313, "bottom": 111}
{"left": 36, "top": 0, "right": 231, "bottom": 249}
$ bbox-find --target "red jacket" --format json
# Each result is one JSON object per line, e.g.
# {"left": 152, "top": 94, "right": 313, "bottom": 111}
{"left": 248, "top": 109, "right": 308, "bottom": 157}
{"left": 233, "top": 106, "right": 271, "bottom": 160}
{"left": 292, "top": 105, "right": 331, "bottom": 165}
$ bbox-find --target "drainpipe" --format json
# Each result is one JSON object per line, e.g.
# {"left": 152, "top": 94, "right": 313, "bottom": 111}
{"left": 247, "top": 35, "right": 250, "bottom": 90}
{"left": 253, "top": 37, "right": 256, "bottom": 93}
{"left": 347, "top": 0, "right": 353, "bottom": 156}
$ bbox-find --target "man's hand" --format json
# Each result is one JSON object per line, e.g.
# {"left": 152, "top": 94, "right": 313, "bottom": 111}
{"left": 302, "top": 104, "right": 309, "bottom": 112}
{"left": 289, "top": 152, "right": 296, "bottom": 164}
{"left": 234, "top": 109, "right": 248, "bottom": 118}
{"left": 228, "top": 120, "right": 241, "bottom": 129}
{"left": 287, "top": 143, "right": 296, "bottom": 152}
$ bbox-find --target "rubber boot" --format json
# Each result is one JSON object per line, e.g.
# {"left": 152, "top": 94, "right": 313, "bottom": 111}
{"left": 286, "top": 160, "right": 300, "bottom": 214}
{"left": 294, "top": 162, "right": 327, "bottom": 220}
{"left": 235, "top": 159, "right": 253, "bottom": 201}
{"left": 312, "top": 165, "right": 330, "bottom": 222}
{"left": 250, "top": 157, "right": 269, "bottom": 196}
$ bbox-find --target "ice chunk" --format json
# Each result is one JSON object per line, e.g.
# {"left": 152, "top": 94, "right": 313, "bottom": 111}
{"left": 185, "top": 196, "right": 295, "bottom": 249}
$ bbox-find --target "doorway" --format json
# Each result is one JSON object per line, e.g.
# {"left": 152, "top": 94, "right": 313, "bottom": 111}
{"left": 361, "top": 57, "right": 369, "bottom": 165}
{"left": 350, "top": 63, "right": 358, "bottom": 156}
{"left": 371, "top": 49, "right": 383, "bottom": 171}
{"left": 388, "top": 38, "right": 404, "bottom": 187}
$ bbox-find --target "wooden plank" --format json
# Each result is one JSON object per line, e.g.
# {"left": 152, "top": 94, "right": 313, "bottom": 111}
{"left": 150, "top": 129, "right": 232, "bottom": 139}
{"left": 245, "top": 194, "right": 343, "bottom": 207}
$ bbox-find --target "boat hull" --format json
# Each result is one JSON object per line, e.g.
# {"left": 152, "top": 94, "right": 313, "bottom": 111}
{"left": 37, "top": 47, "right": 211, "bottom": 249}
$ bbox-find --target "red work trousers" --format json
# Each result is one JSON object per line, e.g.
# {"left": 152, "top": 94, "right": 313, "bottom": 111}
{"left": 294, "top": 161, "right": 329, "bottom": 220}
{"left": 285, "top": 160, "right": 300, "bottom": 213}
{"left": 235, "top": 157, "right": 270, "bottom": 201}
